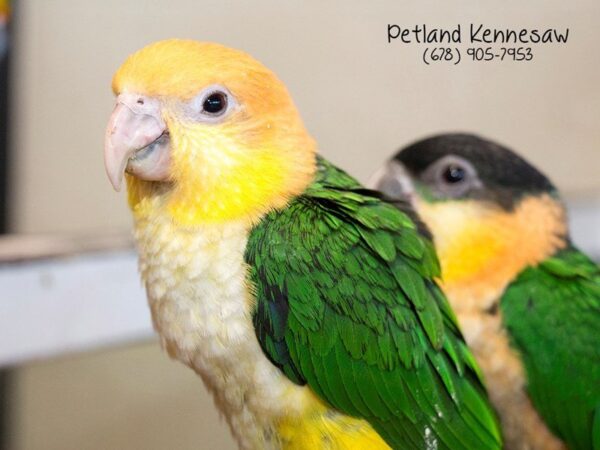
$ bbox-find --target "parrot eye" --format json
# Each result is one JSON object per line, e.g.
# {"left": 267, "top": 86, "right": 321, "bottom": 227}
{"left": 202, "top": 91, "right": 228, "bottom": 115}
{"left": 189, "top": 85, "right": 237, "bottom": 123}
{"left": 442, "top": 164, "right": 466, "bottom": 184}
{"left": 422, "top": 155, "right": 481, "bottom": 199}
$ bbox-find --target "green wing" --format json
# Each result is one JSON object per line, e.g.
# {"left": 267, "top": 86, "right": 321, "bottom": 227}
{"left": 502, "top": 247, "right": 600, "bottom": 450}
{"left": 245, "top": 157, "right": 502, "bottom": 450}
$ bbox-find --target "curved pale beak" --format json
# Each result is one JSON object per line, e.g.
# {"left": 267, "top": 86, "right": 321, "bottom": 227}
{"left": 104, "top": 93, "right": 171, "bottom": 191}
{"left": 368, "top": 159, "right": 415, "bottom": 201}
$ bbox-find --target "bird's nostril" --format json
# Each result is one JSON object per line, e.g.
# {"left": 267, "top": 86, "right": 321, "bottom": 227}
{"left": 137, "top": 98, "right": 144, "bottom": 105}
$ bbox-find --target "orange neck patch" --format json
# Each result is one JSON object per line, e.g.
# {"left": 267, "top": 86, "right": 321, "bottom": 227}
{"left": 417, "top": 194, "right": 567, "bottom": 307}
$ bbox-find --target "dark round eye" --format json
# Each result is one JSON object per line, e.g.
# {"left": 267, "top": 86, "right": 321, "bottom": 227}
{"left": 442, "top": 164, "right": 466, "bottom": 184}
{"left": 202, "top": 92, "right": 227, "bottom": 115}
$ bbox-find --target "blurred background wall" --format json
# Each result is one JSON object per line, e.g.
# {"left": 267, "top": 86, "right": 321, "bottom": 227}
{"left": 6, "top": 0, "right": 600, "bottom": 449}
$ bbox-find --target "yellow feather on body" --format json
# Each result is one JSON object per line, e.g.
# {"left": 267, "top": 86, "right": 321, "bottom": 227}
{"left": 276, "top": 404, "right": 390, "bottom": 450}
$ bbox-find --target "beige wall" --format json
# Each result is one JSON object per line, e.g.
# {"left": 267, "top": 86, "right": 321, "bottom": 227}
{"left": 10, "top": 0, "right": 600, "bottom": 234}
{"left": 8, "top": 1, "right": 600, "bottom": 449}
{"left": 13, "top": 344, "right": 236, "bottom": 450}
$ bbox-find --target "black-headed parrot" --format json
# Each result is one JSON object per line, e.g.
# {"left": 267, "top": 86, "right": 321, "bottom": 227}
{"left": 371, "top": 133, "right": 600, "bottom": 450}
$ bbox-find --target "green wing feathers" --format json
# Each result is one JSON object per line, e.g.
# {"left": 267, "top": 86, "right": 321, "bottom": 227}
{"left": 245, "top": 157, "right": 502, "bottom": 449}
{"left": 502, "top": 248, "right": 600, "bottom": 450}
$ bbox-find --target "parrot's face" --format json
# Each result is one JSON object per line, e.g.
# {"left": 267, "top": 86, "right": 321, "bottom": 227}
{"left": 370, "top": 134, "right": 567, "bottom": 286}
{"left": 104, "top": 40, "right": 316, "bottom": 225}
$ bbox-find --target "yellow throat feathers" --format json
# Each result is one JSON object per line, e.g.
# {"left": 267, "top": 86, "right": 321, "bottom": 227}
{"left": 417, "top": 194, "right": 567, "bottom": 302}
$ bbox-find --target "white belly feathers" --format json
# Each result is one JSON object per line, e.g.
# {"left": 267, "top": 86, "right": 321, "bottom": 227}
{"left": 133, "top": 217, "right": 309, "bottom": 450}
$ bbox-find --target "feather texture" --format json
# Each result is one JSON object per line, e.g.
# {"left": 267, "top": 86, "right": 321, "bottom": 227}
{"left": 502, "top": 248, "right": 600, "bottom": 450}
{"left": 245, "top": 157, "right": 502, "bottom": 449}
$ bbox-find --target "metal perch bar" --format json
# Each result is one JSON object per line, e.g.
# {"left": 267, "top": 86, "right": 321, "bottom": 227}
{"left": 0, "top": 231, "right": 154, "bottom": 367}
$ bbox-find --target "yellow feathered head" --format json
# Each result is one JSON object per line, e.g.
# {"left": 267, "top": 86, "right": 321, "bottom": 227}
{"left": 105, "top": 39, "right": 316, "bottom": 225}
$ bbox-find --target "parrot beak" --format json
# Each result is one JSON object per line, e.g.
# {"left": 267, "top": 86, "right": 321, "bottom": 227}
{"left": 368, "top": 160, "right": 415, "bottom": 201}
{"left": 104, "top": 93, "right": 171, "bottom": 191}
